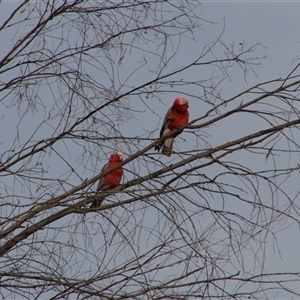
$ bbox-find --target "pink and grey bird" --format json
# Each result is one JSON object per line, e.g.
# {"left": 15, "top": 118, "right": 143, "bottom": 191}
{"left": 155, "top": 96, "right": 189, "bottom": 156}
{"left": 90, "top": 151, "right": 123, "bottom": 208}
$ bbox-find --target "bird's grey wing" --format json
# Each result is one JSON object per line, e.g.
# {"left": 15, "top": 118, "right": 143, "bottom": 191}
{"left": 96, "top": 163, "right": 109, "bottom": 191}
{"left": 159, "top": 107, "right": 172, "bottom": 137}
{"left": 155, "top": 107, "right": 172, "bottom": 152}
{"left": 91, "top": 163, "right": 109, "bottom": 208}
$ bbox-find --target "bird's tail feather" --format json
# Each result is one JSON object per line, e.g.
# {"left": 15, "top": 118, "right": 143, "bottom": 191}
{"left": 90, "top": 195, "right": 106, "bottom": 208}
{"left": 162, "top": 137, "right": 173, "bottom": 157}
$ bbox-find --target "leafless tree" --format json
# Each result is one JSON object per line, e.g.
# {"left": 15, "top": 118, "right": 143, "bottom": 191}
{"left": 1, "top": 1, "right": 300, "bottom": 299}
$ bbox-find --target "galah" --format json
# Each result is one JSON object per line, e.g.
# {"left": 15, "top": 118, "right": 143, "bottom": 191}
{"left": 90, "top": 151, "right": 123, "bottom": 208}
{"left": 155, "top": 96, "right": 189, "bottom": 156}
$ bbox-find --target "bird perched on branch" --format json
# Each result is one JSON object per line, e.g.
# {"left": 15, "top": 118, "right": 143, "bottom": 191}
{"left": 155, "top": 96, "right": 189, "bottom": 156}
{"left": 90, "top": 151, "right": 123, "bottom": 208}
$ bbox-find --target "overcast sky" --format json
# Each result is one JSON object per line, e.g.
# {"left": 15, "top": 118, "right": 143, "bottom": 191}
{"left": 202, "top": 3, "right": 300, "bottom": 298}
{"left": 1, "top": 1, "right": 300, "bottom": 299}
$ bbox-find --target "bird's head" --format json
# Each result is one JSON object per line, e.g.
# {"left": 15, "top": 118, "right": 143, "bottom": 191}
{"left": 173, "top": 96, "right": 189, "bottom": 112}
{"left": 110, "top": 151, "right": 123, "bottom": 162}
